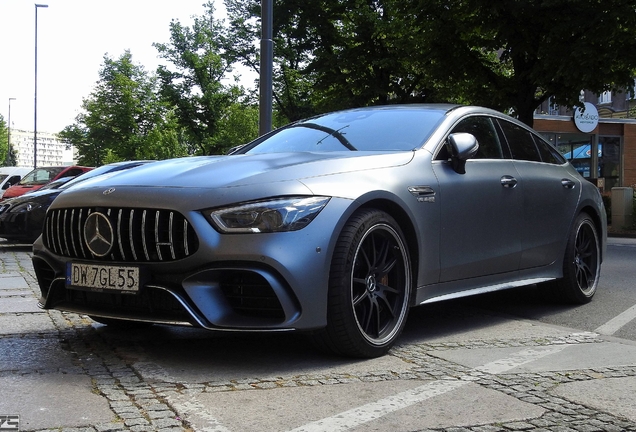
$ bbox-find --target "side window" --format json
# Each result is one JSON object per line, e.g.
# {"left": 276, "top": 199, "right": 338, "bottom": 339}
{"left": 449, "top": 116, "right": 504, "bottom": 159}
{"left": 497, "top": 119, "right": 541, "bottom": 162}
{"left": 533, "top": 135, "right": 566, "bottom": 164}
{"left": 7, "top": 175, "right": 21, "bottom": 187}
{"left": 60, "top": 169, "right": 83, "bottom": 178}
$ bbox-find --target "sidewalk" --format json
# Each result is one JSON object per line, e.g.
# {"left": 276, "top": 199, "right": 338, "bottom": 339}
{"left": 1, "top": 246, "right": 636, "bottom": 432}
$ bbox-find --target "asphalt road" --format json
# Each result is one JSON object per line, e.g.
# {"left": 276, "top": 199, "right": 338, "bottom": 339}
{"left": 454, "top": 237, "right": 636, "bottom": 342}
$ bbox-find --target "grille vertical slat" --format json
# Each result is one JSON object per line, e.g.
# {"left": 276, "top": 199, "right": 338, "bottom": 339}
{"left": 117, "top": 209, "right": 126, "bottom": 261}
{"left": 155, "top": 210, "right": 162, "bottom": 261}
{"left": 168, "top": 212, "right": 176, "bottom": 260}
{"left": 69, "top": 210, "right": 78, "bottom": 257}
{"left": 54, "top": 210, "right": 63, "bottom": 255}
{"left": 183, "top": 219, "right": 190, "bottom": 256}
{"left": 43, "top": 207, "right": 198, "bottom": 263}
{"left": 141, "top": 210, "right": 150, "bottom": 261}
{"left": 129, "top": 209, "right": 138, "bottom": 261}
{"left": 62, "top": 210, "right": 69, "bottom": 256}
{"left": 78, "top": 209, "right": 88, "bottom": 259}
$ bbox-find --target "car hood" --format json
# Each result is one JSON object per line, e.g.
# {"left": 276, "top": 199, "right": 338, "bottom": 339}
{"left": 70, "top": 152, "right": 414, "bottom": 192}
{"left": 3, "top": 188, "right": 60, "bottom": 205}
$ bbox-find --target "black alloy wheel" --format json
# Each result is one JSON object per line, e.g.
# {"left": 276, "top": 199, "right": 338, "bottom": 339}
{"left": 319, "top": 209, "right": 412, "bottom": 358}
{"left": 555, "top": 213, "right": 601, "bottom": 304}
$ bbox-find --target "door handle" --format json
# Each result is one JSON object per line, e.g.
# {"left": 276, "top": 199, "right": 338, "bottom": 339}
{"left": 501, "top": 176, "right": 518, "bottom": 188}
{"left": 561, "top": 179, "right": 576, "bottom": 189}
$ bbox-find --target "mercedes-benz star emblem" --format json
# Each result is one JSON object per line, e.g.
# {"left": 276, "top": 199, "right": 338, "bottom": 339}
{"left": 84, "top": 212, "right": 114, "bottom": 257}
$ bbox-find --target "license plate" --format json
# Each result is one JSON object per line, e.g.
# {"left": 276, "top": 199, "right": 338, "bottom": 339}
{"left": 66, "top": 262, "right": 140, "bottom": 292}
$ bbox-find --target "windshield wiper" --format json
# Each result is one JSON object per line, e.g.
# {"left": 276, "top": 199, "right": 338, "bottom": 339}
{"left": 295, "top": 123, "right": 357, "bottom": 151}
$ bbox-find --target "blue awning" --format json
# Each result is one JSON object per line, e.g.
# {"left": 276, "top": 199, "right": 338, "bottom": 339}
{"left": 563, "top": 144, "right": 603, "bottom": 160}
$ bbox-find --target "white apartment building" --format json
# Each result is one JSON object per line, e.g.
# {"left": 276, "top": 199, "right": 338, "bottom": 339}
{"left": 9, "top": 129, "right": 77, "bottom": 168}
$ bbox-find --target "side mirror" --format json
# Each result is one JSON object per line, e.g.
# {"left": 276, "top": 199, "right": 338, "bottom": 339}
{"left": 447, "top": 133, "right": 479, "bottom": 174}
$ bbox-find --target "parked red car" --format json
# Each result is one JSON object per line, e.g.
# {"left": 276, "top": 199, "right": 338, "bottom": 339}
{"left": 1, "top": 166, "right": 93, "bottom": 200}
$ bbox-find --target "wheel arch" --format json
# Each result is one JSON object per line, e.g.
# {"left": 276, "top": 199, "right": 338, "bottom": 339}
{"left": 355, "top": 198, "right": 421, "bottom": 299}
{"left": 578, "top": 204, "right": 607, "bottom": 263}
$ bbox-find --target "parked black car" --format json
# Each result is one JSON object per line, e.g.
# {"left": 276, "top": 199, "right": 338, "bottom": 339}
{"left": 0, "top": 161, "right": 152, "bottom": 243}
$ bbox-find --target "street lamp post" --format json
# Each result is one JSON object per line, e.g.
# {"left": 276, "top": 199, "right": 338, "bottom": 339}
{"left": 259, "top": 0, "right": 273, "bottom": 136}
{"left": 34, "top": 3, "right": 48, "bottom": 169}
{"left": 7, "top": 98, "right": 16, "bottom": 166}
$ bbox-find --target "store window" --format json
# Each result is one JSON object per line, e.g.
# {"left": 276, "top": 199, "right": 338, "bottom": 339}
{"left": 599, "top": 136, "right": 621, "bottom": 190}
{"left": 541, "top": 132, "right": 595, "bottom": 177}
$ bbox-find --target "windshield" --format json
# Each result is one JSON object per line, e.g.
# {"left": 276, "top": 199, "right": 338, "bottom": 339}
{"left": 243, "top": 108, "right": 446, "bottom": 154}
{"left": 39, "top": 176, "right": 75, "bottom": 191}
{"left": 18, "top": 167, "right": 64, "bottom": 186}
{"left": 58, "top": 161, "right": 148, "bottom": 190}
{"left": 0, "top": 175, "right": 7, "bottom": 183}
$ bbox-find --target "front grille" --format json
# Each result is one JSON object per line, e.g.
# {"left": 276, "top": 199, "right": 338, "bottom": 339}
{"left": 44, "top": 207, "right": 199, "bottom": 262}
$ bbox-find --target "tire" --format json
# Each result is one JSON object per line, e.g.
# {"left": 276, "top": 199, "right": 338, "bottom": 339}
{"left": 89, "top": 316, "right": 154, "bottom": 329}
{"left": 553, "top": 213, "right": 601, "bottom": 304}
{"left": 318, "top": 209, "right": 412, "bottom": 358}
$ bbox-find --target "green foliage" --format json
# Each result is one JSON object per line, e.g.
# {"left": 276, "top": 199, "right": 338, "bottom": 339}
{"left": 154, "top": 2, "right": 247, "bottom": 155}
{"left": 60, "top": 51, "right": 189, "bottom": 166}
{"left": 63, "top": 0, "right": 636, "bottom": 164}
{"left": 406, "top": 0, "right": 636, "bottom": 125}
{"left": 225, "top": 0, "right": 324, "bottom": 121}
{"left": 0, "top": 115, "right": 8, "bottom": 166}
{"left": 210, "top": 103, "right": 260, "bottom": 151}
{"left": 225, "top": 0, "right": 636, "bottom": 127}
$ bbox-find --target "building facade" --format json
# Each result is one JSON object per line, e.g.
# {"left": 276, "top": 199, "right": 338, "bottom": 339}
{"left": 534, "top": 90, "right": 636, "bottom": 193}
{"left": 9, "top": 129, "right": 76, "bottom": 168}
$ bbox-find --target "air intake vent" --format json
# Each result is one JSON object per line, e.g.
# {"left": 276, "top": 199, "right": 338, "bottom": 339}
{"left": 44, "top": 207, "right": 198, "bottom": 262}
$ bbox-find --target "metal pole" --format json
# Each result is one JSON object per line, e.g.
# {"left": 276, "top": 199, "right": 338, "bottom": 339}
{"left": 34, "top": 4, "right": 48, "bottom": 169}
{"left": 259, "top": 0, "right": 273, "bottom": 136}
{"left": 7, "top": 98, "right": 16, "bottom": 166}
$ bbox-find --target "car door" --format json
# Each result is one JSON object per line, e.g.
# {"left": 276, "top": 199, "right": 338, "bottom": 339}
{"left": 432, "top": 115, "right": 523, "bottom": 282}
{"left": 497, "top": 118, "right": 581, "bottom": 269}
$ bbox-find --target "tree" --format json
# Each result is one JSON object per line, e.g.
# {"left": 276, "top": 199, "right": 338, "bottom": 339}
{"left": 0, "top": 115, "right": 8, "bottom": 166}
{"left": 410, "top": 0, "right": 636, "bottom": 126}
{"left": 154, "top": 2, "right": 248, "bottom": 155}
{"left": 210, "top": 103, "right": 260, "bottom": 150}
{"left": 226, "top": 0, "right": 636, "bottom": 127}
{"left": 225, "top": 0, "right": 327, "bottom": 122}
{"left": 60, "top": 51, "right": 188, "bottom": 166}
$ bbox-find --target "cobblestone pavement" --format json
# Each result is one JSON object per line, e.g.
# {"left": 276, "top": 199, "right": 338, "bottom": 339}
{"left": 2, "top": 247, "right": 636, "bottom": 432}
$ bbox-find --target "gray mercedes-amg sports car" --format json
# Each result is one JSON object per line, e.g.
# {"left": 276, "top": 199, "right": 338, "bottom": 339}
{"left": 32, "top": 104, "right": 607, "bottom": 358}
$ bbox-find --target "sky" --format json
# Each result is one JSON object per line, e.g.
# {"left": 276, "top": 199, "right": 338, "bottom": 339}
{"left": 0, "top": 0, "right": 238, "bottom": 134}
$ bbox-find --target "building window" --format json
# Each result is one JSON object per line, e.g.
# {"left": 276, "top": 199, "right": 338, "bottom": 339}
{"left": 599, "top": 91, "right": 612, "bottom": 104}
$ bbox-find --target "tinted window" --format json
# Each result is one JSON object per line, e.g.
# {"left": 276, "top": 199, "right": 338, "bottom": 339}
{"left": 498, "top": 120, "right": 541, "bottom": 162}
{"left": 60, "top": 168, "right": 84, "bottom": 178}
{"left": 449, "top": 116, "right": 504, "bottom": 159}
{"left": 533, "top": 135, "right": 565, "bottom": 164}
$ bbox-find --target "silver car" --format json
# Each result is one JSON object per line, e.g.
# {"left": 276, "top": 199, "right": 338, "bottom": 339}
{"left": 32, "top": 104, "right": 606, "bottom": 358}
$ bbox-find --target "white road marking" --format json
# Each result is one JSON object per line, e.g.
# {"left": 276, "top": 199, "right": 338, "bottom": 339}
{"left": 289, "top": 345, "right": 566, "bottom": 432}
{"left": 595, "top": 304, "right": 636, "bottom": 335}
{"left": 475, "top": 345, "right": 568, "bottom": 374}
{"left": 288, "top": 380, "right": 467, "bottom": 432}
{"left": 167, "top": 397, "right": 232, "bottom": 432}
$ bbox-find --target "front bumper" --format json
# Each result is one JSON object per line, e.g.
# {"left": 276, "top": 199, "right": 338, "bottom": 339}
{"left": 32, "top": 197, "right": 353, "bottom": 331}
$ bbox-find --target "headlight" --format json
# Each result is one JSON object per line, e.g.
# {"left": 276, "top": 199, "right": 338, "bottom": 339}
{"left": 10, "top": 202, "right": 38, "bottom": 213}
{"left": 205, "top": 196, "right": 330, "bottom": 233}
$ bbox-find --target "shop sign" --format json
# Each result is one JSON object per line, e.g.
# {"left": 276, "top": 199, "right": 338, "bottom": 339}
{"left": 573, "top": 102, "right": 599, "bottom": 133}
